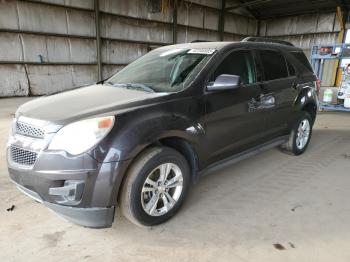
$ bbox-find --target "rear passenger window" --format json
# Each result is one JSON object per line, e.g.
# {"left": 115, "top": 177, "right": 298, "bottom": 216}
{"left": 212, "top": 50, "right": 256, "bottom": 85}
{"left": 259, "top": 50, "right": 288, "bottom": 81}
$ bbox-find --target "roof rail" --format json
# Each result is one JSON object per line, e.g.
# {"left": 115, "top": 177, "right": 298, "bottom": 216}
{"left": 191, "top": 40, "right": 213, "bottom": 43}
{"left": 242, "top": 37, "right": 294, "bottom": 47}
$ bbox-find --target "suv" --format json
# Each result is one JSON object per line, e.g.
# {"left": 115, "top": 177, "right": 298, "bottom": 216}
{"left": 7, "top": 38, "right": 318, "bottom": 228}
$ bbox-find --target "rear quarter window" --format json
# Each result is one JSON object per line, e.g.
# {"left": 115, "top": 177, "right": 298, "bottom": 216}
{"left": 259, "top": 50, "right": 288, "bottom": 81}
{"left": 290, "top": 51, "right": 314, "bottom": 73}
{"left": 286, "top": 59, "right": 296, "bottom": 76}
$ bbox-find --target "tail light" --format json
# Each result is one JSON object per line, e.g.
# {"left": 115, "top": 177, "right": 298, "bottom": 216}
{"left": 315, "top": 78, "right": 321, "bottom": 95}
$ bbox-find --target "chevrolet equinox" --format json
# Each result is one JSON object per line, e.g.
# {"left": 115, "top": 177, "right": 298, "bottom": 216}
{"left": 7, "top": 37, "right": 318, "bottom": 228}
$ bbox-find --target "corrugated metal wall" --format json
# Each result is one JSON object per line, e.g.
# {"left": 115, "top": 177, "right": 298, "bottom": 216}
{"left": 0, "top": 0, "right": 97, "bottom": 96}
{"left": 0, "top": 0, "right": 342, "bottom": 96}
{"left": 259, "top": 13, "right": 340, "bottom": 86}
{"left": 0, "top": 0, "right": 257, "bottom": 97}
{"left": 259, "top": 13, "right": 340, "bottom": 50}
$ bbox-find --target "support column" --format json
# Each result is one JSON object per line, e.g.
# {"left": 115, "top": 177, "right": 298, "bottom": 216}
{"left": 333, "top": 6, "right": 346, "bottom": 86}
{"left": 256, "top": 19, "right": 260, "bottom": 37}
{"left": 173, "top": 0, "right": 178, "bottom": 44}
{"left": 219, "top": 0, "right": 226, "bottom": 41}
{"left": 94, "top": 0, "right": 102, "bottom": 81}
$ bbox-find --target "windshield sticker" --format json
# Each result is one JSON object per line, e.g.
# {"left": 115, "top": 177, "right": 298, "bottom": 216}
{"left": 188, "top": 49, "right": 216, "bottom": 55}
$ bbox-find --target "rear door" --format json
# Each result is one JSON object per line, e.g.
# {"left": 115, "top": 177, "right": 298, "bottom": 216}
{"left": 256, "top": 49, "right": 298, "bottom": 140}
{"left": 203, "top": 49, "right": 266, "bottom": 165}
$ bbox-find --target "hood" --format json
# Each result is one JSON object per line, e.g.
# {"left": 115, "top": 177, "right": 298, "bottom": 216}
{"left": 17, "top": 84, "right": 168, "bottom": 123}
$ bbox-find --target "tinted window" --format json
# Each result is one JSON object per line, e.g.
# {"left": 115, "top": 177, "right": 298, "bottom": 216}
{"left": 259, "top": 50, "right": 288, "bottom": 81}
{"left": 212, "top": 50, "right": 256, "bottom": 85}
{"left": 286, "top": 59, "right": 296, "bottom": 76}
{"left": 291, "top": 51, "right": 314, "bottom": 73}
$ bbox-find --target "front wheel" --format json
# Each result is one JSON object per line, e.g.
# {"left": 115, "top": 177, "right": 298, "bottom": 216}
{"left": 120, "top": 146, "right": 190, "bottom": 226}
{"left": 282, "top": 112, "right": 313, "bottom": 155}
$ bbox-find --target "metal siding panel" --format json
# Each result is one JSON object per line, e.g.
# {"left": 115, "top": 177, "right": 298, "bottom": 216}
{"left": 247, "top": 18, "right": 258, "bottom": 35}
{"left": 46, "top": 36, "right": 71, "bottom": 62}
{"left": 17, "top": 2, "right": 68, "bottom": 34}
{"left": 100, "top": 15, "right": 172, "bottom": 43}
{"left": 71, "top": 65, "right": 98, "bottom": 87}
{"left": 99, "top": 0, "right": 173, "bottom": 23}
{"left": 188, "top": 0, "right": 222, "bottom": 9}
{"left": 317, "top": 13, "right": 336, "bottom": 32}
{"left": 224, "top": 13, "right": 249, "bottom": 35}
{"left": 0, "top": 65, "right": 29, "bottom": 96}
{"left": 20, "top": 34, "right": 49, "bottom": 63}
{"left": 203, "top": 8, "right": 219, "bottom": 30}
{"left": 69, "top": 38, "right": 97, "bottom": 63}
{"left": 66, "top": 9, "right": 96, "bottom": 37}
{"left": 0, "top": 33, "right": 23, "bottom": 61}
{"left": 294, "top": 14, "right": 318, "bottom": 34}
{"left": 102, "top": 65, "right": 125, "bottom": 79}
{"left": 177, "top": 4, "right": 204, "bottom": 28}
{"left": 0, "top": 1, "right": 20, "bottom": 30}
{"left": 101, "top": 41, "right": 148, "bottom": 64}
{"left": 25, "top": 0, "right": 94, "bottom": 9}
{"left": 64, "top": 0, "right": 94, "bottom": 9}
{"left": 176, "top": 27, "right": 219, "bottom": 43}
{"left": 27, "top": 65, "right": 97, "bottom": 95}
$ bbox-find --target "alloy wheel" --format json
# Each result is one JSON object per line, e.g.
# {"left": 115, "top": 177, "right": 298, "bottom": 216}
{"left": 296, "top": 119, "right": 310, "bottom": 150}
{"left": 141, "top": 163, "right": 183, "bottom": 216}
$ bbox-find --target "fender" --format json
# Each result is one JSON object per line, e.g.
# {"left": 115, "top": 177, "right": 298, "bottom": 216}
{"left": 88, "top": 103, "right": 205, "bottom": 207}
{"left": 88, "top": 95, "right": 206, "bottom": 163}
{"left": 291, "top": 82, "right": 318, "bottom": 126}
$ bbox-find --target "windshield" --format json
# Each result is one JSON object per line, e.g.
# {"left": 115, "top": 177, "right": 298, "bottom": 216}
{"left": 105, "top": 48, "right": 214, "bottom": 93}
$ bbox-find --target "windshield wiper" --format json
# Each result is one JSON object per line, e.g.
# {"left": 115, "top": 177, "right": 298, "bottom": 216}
{"left": 105, "top": 82, "right": 155, "bottom": 93}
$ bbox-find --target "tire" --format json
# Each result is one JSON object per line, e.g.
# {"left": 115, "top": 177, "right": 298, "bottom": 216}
{"left": 120, "top": 146, "right": 190, "bottom": 226}
{"left": 281, "top": 112, "right": 313, "bottom": 155}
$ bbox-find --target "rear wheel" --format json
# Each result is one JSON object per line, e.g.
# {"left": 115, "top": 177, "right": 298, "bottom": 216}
{"left": 120, "top": 146, "right": 190, "bottom": 226}
{"left": 281, "top": 112, "right": 313, "bottom": 155}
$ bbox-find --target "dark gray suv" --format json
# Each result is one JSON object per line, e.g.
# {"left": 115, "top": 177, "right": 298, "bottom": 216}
{"left": 7, "top": 38, "right": 318, "bottom": 228}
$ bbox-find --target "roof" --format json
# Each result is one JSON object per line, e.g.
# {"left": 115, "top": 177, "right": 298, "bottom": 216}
{"left": 157, "top": 40, "right": 302, "bottom": 52}
{"left": 158, "top": 41, "right": 233, "bottom": 51}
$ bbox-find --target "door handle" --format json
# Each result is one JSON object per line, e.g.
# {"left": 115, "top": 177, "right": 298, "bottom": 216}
{"left": 248, "top": 93, "right": 275, "bottom": 111}
{"left": 260, "top": 94, "right": 275, "bottom": 107}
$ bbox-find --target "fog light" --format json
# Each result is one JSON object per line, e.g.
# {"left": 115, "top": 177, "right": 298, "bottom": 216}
{"left": 49, "top": 180, "right": 84, "bottom": 203}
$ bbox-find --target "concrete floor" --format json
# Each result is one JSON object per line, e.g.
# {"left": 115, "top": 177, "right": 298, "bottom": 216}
{"left": 1, "top": 98, "right": 350, "bottom": 262}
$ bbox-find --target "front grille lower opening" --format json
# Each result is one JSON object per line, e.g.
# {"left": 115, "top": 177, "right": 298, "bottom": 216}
{"left": 10, "top": 146, "right": 38, "bottom": 166}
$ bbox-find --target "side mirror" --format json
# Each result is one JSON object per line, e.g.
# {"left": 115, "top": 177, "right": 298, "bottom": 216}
{"left": 206, "top": 74, "right": 241, "bottom": 91}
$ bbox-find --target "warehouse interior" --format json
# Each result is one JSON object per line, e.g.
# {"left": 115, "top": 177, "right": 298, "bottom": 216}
{"left": 1, "top": 0, "right": 350, "bottom": 261}
{"left": 0, "top": 0, "right": 348, "bottom": 96}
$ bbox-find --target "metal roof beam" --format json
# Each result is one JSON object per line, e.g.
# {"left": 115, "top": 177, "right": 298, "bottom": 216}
{"left": 225, "top": 0, "right": 270, "bottom": 11}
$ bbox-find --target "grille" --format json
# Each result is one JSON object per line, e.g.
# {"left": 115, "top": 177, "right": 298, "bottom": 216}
{"left": 16, "top": 121, "right": 44, "bottom": 138}
{"left": 10, "top": 146, "right": 38, "bottom": 166}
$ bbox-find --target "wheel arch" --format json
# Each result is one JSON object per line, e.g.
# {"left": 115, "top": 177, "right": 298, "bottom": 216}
{"left": 292, "top": 85, "right": 318, "bottom": 126}
{"left": 158, "top": 137, "right": 199, "bottom": 184}
{"left": 116, "top": 135, "right": 200, "bottom": 204}
{"left": 302, "top": 102, "right": 317, "bottom": 124}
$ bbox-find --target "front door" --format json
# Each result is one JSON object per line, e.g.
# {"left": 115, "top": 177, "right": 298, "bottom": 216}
{"left": 203, "top": 49, "right": 267, "bottom": 165}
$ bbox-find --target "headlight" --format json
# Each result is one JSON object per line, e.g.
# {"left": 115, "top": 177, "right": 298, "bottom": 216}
{"left": 48, "top": 116, "right": 115, "bottom": 155}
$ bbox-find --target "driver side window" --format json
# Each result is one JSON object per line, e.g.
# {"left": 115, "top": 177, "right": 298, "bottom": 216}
{"left": 212, "top": 50, "right": 256, "bottom": 85}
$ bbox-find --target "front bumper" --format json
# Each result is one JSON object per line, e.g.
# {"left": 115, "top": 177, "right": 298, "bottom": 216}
{"left": 13, "top": 180, "right": 115, "bottom": 228}
{"left": 8, "top": 152, "right": 130, "bottom": 228}
{"left": 7, "top": 116, "right": 131, "bottom": 228}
